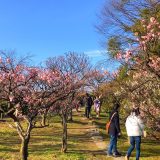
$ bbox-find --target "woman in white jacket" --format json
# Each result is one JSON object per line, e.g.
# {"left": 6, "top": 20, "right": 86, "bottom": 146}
{"left": 125, "top": 106, "right": 144, "bottom": 160}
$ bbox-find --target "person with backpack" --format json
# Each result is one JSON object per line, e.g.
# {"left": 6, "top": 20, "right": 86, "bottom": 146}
{"left": 107, "top": 102, "right": 121, "bottom": 157}
{"left": 85, "top": 93, "right": 93, "bottom": 119}
{"left": 125, "top": 105, "right": 144, "bottom": 160}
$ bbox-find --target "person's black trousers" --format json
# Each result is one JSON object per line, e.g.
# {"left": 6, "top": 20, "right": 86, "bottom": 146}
{"left": 85, "top": 106, "right": 91, "bottom": 118}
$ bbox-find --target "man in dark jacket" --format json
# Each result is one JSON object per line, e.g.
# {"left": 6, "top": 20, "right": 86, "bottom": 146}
{"left": 85, "top": 93, "right": 93, "bottom": 118}
{"left": 107, "top": 102, "right": 121, "bottom": 157}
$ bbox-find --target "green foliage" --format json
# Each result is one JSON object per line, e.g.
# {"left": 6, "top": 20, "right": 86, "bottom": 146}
{"left": 101, "top": 95, "right": 115, "bottom": 113}
{"left": 108, "top": 37, "right": 121, "bottom": 58}
{"left": 117, "top": 65, "right": 129, "bottom": 80}
{"left": 140, "top": 4, "right": 160, "bottom": 19}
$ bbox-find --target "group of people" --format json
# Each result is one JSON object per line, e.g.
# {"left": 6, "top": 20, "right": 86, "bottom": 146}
{"left": 107, "top": 102, "right": 145, "bottom": 160}
{"left": 83, "top": 92, "right": 145, "bottom": 160}
{"left": 84, "top": 93, "right": 101, "bottom": 119}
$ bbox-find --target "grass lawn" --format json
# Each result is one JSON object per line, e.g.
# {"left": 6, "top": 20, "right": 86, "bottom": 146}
{"left": 0, "top": 107, "right": 160, "bottom": 160}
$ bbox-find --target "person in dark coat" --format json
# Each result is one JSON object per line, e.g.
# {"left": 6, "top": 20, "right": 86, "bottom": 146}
{"left": 85, "top": 93, "right": 93, "bottom": 118}
{"left": 107, "top": 102, "right": 121, "bottom": 157}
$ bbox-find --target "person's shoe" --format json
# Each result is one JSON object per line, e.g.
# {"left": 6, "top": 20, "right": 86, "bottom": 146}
{"left": 107, "top": 154, "right": 113, "bottom": 157}
{"left": 105, "top": 151, "right": 113, "bottom": 157}
{"left": 113, "top": 152, "right": 121, "bottom": 157}
{"left": 125, "top": 155, "right": 129, "bottom": 160}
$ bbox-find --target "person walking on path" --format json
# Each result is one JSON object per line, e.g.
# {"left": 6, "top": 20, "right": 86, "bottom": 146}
{"left": 125, "top": 105, "right": 145, "bottom": 160}
{"left": 85, "top": 93, "right": 93, "bottom": 119}
{"left": 93, "top": 96, "right": 101, "bottom": 118}
{"left": 107, "top": 102, "right": 121, "bottom": 157}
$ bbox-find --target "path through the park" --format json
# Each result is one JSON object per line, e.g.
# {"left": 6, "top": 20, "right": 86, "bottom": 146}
{"left": 68, "top": 110, "right": 124, "bottom": 160}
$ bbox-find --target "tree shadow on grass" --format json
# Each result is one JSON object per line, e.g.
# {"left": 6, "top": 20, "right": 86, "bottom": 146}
{"left": 69, "top": 119, "right": 88, "bottom": 125}
{"left": 93, "top": 121, "right": 106, "bottom": 130}
{"left": 30, "top": 143, "right": 77, "bottom": 155}
{"left": 0, "top": 147, "right": 19, "bottom": 153}
{"left": 30, "top": 144, "right": 61, "bottom": 155}
{"left": 69, "top": 135, "right": 95, "bottom": 143}
{"left": 68, "top": 127, "right": 94, "bottom": 130}
{"left": 67, "top": 149, "right": 106, "bottom": 156}
{"left": 0, "top": 138, "right": 20, "bottom": 146}
{"left": 141, "top": 139, "right": 160, "bottom": 157}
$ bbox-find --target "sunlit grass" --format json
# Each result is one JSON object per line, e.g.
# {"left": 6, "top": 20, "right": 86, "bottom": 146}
{"left": 0, "top": 108, "right": 160, "bottom": 160}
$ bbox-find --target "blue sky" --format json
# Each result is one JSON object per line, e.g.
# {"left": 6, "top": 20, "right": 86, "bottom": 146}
{"left": 0, "top": 0, "right": 108, "bottom": 66}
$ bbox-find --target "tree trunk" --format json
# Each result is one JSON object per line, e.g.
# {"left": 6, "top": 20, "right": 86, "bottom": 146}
{"left": 61, "top": 112, "right": 67, "bottom": 153}
{"left": 41, "top": 113, "right": 47, "bottom": 126}
{"left": 20, "top": 135, "right": 30, "bottom": 160}
{"left": 0, "top": 113, "right": 3, "bottom": 119}
{"left": 68, "top": 108, "right": 73, "bottom": 122}
{"left": 15, "top": 121, "right": 32, "bottom": 160}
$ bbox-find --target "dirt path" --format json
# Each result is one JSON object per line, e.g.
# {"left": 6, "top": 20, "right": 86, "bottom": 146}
{"left": 68, "top": 110, "right": 124, "bottom": 160}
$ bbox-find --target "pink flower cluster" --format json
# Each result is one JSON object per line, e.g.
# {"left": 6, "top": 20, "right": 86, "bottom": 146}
{"left": 148, "top": 56, "right": 160, "bottom": 72}
{"left": 115, "top": 50, "right": 132, "bottom": 62}
{"left": 139, "top": 17, "right": 160, "bottom": 51}
{"left": 38, "top": 69, "right": 61, "bottom": 84}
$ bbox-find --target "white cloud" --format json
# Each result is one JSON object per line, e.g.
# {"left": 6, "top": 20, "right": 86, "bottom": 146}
{"left": 84, "top": 49, "right": 107, "bottom": 58}
{"left": 83, "top": 49, "right": 120, "bottom": 72}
